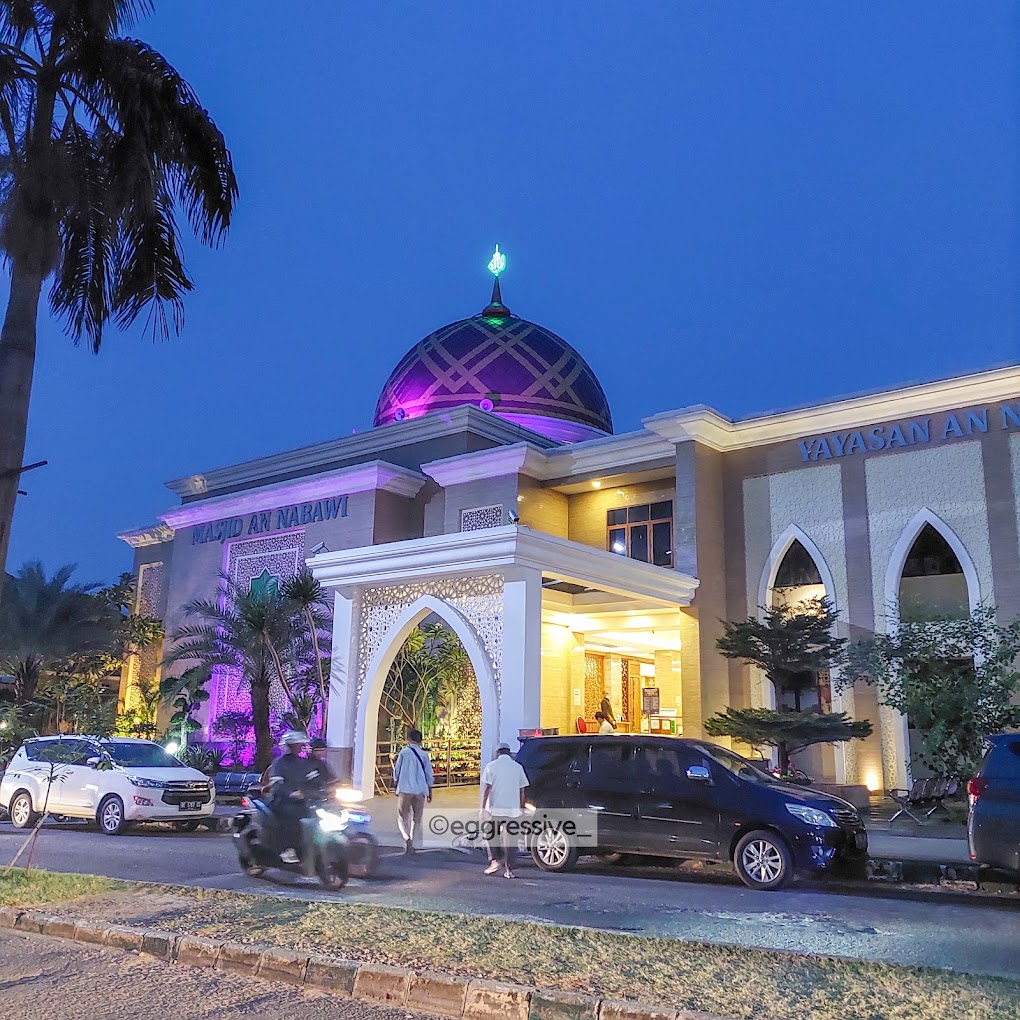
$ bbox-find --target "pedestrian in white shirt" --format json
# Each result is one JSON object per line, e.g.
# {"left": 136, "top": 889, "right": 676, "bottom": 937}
{"left": 393, "top": 728, "right": 434, "bottom": 855}
{"left": 596, "top": 712, "right": 615, "bottom": 735}
{"left": 480, "top": 742, "right": 529, "bottom": 879}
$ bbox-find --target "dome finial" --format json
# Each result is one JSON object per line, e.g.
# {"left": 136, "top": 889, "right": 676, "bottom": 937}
{"left": 483, "top": 244, "right": 509, "bottom": 318}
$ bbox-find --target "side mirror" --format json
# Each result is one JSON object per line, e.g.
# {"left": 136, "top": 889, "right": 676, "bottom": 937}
{"left": 86, "top": 756, "right": 101, "bottom": 769}
{"left": 685, "top": 765, "right": 712, "bottom": 783}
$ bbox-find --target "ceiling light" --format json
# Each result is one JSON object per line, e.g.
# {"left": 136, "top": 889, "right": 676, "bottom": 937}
{"left": 591, "top": 480, "right": 601, "bottom": 489}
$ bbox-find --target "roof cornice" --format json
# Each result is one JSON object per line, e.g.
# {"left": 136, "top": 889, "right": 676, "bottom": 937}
{"left": 159, "top": 461, "right": 427, "bottom": 531}
{"left": 644, "top": 364, "right": 1020, "bottom": 452}
{"left": 422, "top": 442, "right": 551, "bottom": 487}
{"left": 308, "top": 524, "right": 699, "bottom": 605}
{"left": 165, "top": 406, "right": 560, "bottom": 499}
{"left": 117, "top": 523, "right": 175, "bottom": 549}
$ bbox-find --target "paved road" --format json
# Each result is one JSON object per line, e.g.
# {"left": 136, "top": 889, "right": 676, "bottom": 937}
{"left": 2, "top": 822, "right": 1017, "bottom": 979}
{"left": 0, "top": 929, "right": 445, "bottom": 1020}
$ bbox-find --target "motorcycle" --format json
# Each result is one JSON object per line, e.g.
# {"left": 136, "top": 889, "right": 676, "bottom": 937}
{"left": 232, "top": 784, "right": 377, "bottom": 890}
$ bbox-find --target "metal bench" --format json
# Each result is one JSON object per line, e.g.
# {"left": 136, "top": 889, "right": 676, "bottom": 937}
{"left": 887, "top": 776, "right": 960, "bottom": 822}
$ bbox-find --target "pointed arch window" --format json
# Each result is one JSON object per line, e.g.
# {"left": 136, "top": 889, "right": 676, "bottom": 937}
{"left": 898, "top": 523, "right": 968, "bottom": 622}
{"left": 774, "top": 540, "right": 823, "bottom": 588}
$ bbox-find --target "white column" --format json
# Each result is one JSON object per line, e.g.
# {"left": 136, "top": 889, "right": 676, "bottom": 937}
{"left": 325, "top": 590, "right": 358, "bottom": 777}
{"left": 499, "top": 572, "right": 543, "bottom": 751}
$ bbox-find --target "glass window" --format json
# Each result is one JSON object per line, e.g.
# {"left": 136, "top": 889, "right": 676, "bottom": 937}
{"left": 652, "top": 521, "right": 672, "bottom": 567}
{"left": 606, "top": 500, "right": 674, "bottom": 566}
{"left": 101, "top": 741, "right": 186, "bottom": 769}
{"left": 585, "top": 743, "right": 637, "bottom": 791}
{"left": 629, "top": 524, "right": 649, "bottom": 562}
{"left": 24, "top": 739, "right": 90, "bottom": 764}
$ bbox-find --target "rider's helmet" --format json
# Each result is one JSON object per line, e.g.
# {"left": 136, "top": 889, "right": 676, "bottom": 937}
{"left": 280, "top": 730, "right": 309, "bottom": 748}
{"left": 309, "top": 738, "right": 327, "bottom": 750}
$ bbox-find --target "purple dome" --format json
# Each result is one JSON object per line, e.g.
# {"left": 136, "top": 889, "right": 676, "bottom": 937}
{"left": 373, "top": 300, "right": 613, "bottom": 441}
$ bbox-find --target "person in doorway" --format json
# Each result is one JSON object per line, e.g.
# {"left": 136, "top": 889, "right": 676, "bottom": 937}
{"left": 268, "top": 730, "right": 311, "bottom": 863}
{"left": 393, "top": 728, "right": 434, "bottom": 855}
{"left": 595, "top": 711, "right": 616, "bottom": 735}
{"left": 480, "top": 742, "right": 529, "bottom": 879}
{"left": 599, "top": 696, "right": 616, "bottom": 728}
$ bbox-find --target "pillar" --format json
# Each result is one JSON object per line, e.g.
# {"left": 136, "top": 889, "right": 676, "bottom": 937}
{"left": 325, "top": 589, "right": 357, "bottom": 782}
{"left": 500, "top": 572, "right": 543, "bottom": 749}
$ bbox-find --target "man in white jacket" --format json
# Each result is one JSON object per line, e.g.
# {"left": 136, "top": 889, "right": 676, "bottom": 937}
{"left": 480, "top": 742, "right": 529, "bottom": 879}
{"left": 392, "top": 728, "right": 434, "bottom": 855}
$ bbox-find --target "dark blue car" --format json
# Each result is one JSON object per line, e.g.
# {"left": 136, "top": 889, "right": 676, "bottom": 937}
{"left": 968, "top": 733, "right": 1020, "bottom": 877}
{"left": 516, "top": 735, "right": 868, "bottom": 890}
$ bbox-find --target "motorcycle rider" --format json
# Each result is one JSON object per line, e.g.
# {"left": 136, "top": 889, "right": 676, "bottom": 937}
{"left": 305, "top": 738, "right": 337, "bottom": 797}
{"left": 268, "top": 730, "right": 312, "bottom": 864}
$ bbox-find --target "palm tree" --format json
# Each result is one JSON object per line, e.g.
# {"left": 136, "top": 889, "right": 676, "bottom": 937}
{"left": 164, "top": 577, "right": 295, "bottom": 770}
{"left": 0, "top": 2, "right": 237, "bottom": 590}
{"left": 280, "top": 569, "right": 331, "bottom": 735}
{"left": 0, "top": 561, "right": 106, "bottom": 704}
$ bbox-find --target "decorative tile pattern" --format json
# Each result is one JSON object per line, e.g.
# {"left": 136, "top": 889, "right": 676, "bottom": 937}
{"left": 125, "top": 562, "right": 165, "bottom": 703}
{"left": 213, "top": 532, "right": 306, "bottom": 720}
{"left": 584, "top": 653, "right": 604, "bottom": 720}
{"left": 461, "top": 505, "right": 503, "bottom": 532}
{"left": 353, "top": 575, "right": 505, "bottom": 744}
{"left": 373, "top": 313, "right": 613, "bottom": 435}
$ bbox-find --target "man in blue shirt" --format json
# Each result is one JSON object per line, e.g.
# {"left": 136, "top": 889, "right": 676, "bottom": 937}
{"left": 393, "top": 728, "right": 434, "bottom": 855}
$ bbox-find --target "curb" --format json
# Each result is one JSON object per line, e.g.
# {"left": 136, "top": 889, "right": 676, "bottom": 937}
{"left": 0, "top": 905, "right": 738, "bottom": 1020}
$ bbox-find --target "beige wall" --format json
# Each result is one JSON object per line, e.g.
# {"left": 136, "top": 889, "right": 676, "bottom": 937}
{"left": 540, "top": 623, "right": 583, "bottom": 734}
{"left": 518, "top": 477, "right": 568, "bottom": 538}
{"left": 567, "top": 479, "right": 676, "bottom": 553}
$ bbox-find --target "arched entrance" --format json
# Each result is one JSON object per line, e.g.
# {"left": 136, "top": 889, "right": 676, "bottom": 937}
{"left": 759, "top": 525, "right": 850, "bottom": 782}
{"left": 882, "top": 509, "right": 981, "bottom": 781}
{"left": 375, "top": 619, "right": 483, "bottom": 793}
{"left": 354, "top": 595, "right": 499, "bottom": 797}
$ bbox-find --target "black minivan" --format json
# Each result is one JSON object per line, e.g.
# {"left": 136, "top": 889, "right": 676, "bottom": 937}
{"left": 968, "top": 732, "right": 1020, "bottom": 877}
{"left": 516, "top": 735, "right": 868, "bottom": 890}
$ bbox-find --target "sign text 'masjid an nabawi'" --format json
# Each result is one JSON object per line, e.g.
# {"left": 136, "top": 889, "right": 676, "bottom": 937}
{"left": 191, "top": 495, "right": 348, "bottom": 545}
{"left": 798, "top": 400, "right": 1020, "bottom": 463}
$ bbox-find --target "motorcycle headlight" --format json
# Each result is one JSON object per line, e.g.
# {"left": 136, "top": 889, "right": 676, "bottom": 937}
{"left": 315, "top": 807, "right": 350, "bottom": 832}
{"left": 127, "top": 776, "right": 166, "bottom": 789}
{"left": 786, "top": 804, "right": 837, "bottom": 828}
{"left": 335, "top": 786, "right": 364, "bottom": 803}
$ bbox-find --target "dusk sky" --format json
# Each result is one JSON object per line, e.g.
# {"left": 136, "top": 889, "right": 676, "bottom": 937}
{"left": 5, "top": 2, "right": 1017, "bottom": 584}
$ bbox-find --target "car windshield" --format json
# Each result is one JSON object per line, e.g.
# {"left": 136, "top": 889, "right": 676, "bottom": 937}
{"left": 698, "top": 744, "right": 775, "bottom": 783}
{"left": 103, "top": 742, "right": 186, "bottom": 769}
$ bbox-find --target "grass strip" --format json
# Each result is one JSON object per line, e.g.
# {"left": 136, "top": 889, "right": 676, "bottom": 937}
{"left": 7, "top": 878, "right": 1012, "bottom": 1020}
{"left": 0, "top": 868, "right": 122, "bottom": 907}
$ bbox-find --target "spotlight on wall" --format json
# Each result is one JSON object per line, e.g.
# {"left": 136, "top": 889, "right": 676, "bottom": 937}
{"left": 309, "top": 541, "right": 329, "bottom": 556}
{"left": 394, "top": 408, "right": 407, "bottom": 421}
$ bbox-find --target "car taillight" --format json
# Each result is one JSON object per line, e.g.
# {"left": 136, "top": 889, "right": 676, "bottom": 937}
{"left": 967, "top": 777, "right": 986, "bottom": 806}
{"left": 240, "top": 796, "right": 251, "bottom": 808}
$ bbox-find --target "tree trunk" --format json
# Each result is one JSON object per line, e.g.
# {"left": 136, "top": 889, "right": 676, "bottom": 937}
{"left": 251, "top": 680, "right": 272, "bottom": 771}
{"left": 777, "top": 741, "right": 791, "bottom": 775}
{"left": 305, "top": 606, "right": 328, "bottom": 737}
{"left": 0, "top": 259, "right": 45, "bottom": 601}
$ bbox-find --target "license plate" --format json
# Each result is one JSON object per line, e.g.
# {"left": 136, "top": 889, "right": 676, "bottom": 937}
{"left": 855, "top": 832, "right": 868, "bottom": 850}
{"left": 180, "top": 801, "right": 201, "bottom": 812}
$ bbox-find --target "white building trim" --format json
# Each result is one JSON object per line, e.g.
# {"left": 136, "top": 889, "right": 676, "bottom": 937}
{"left": 159, "top": 461, "right": 427, "bottom": 530}
{"left": 307, "top": 525, "right": 699, "bottom": 605}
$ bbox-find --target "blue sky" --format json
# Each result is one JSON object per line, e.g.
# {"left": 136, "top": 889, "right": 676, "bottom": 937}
{"left": 5, "top": 2, "right": 1018, "bottom": 583}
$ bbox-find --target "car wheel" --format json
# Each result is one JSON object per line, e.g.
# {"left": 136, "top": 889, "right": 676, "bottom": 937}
{"left": 346, "top": 833, "right": 379, "bottom": 880}
{"left": 531, "top": 825, "right": 579, "bottom": 872}
{"left": 97, "top": 795, "right": 126, "bottom": 836}
{"left": 734, "top": 830, "right": 792, "bottom": 890}
{"left": 317, "top": 851, "right": 349, "bottom": 890}
{"left": 174, "top": 820, "right": 201, "bottom": 833}
{"left": 9, "top": 791, "right": 38, "bottom": 830}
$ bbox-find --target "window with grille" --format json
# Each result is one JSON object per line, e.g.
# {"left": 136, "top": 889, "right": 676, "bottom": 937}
{"left": 607, "top": 501, "right": 673, "bottom": 566}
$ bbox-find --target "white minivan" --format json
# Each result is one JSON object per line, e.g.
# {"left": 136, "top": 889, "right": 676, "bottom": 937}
{"left": 0, "top": 736, "right": 215, "bottom": 834}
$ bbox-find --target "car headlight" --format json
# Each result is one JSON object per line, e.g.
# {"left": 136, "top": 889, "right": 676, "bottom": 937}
{"left": 786, "top": 804, "right": 837, "bottom": 828}
{"left": 127, "top": 776, "right": 166, "bottom": 789}
{"left": 315, "top": 807, "right": 350, "bottom": 832}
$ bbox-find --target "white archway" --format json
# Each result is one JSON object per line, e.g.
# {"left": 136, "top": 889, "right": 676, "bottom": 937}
{"left": 354, "top": 594, "right": 499, "bottom": 797}
{"left": 757, "top": 524, "right": 851, "bottom": 782}
{"left": 879, "top": 508, "right": 981, "bottom": 788}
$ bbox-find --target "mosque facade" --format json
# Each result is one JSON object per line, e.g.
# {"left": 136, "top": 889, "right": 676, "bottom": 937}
{"left": 119, "top": 251, "right": 1020, "bottom": 795}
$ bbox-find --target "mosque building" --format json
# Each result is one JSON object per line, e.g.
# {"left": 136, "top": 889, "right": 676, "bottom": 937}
{"left": 119, "top": 248, "right": 1020, "bottom": 797}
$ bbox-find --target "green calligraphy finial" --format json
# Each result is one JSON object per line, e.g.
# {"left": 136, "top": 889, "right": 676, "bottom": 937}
{"left": 487, "top": 244, "right": 506, "bottom": 277}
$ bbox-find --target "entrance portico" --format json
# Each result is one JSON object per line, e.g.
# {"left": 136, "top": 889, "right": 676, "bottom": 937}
{"left": 309, "top": 525, "right": 699, "bottom": 794}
